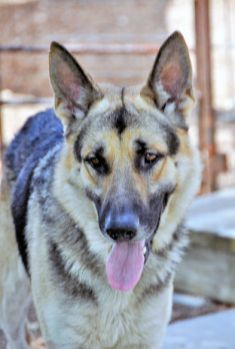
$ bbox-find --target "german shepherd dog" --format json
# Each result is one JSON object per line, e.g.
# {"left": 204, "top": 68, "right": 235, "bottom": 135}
{"left": 0, "top": 32, "right": 201, "bottom": 349}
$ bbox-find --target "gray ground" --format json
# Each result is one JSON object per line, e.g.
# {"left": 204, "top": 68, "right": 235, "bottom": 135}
{"left": 163, "top": 309, "right": 235, "bottom": 349}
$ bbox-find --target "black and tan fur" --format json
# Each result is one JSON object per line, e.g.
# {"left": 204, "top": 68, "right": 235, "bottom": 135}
{"left": 0, "top": 32, "right": 201, "bottom": 349}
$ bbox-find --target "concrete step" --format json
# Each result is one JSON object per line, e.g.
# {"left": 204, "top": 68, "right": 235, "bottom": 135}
{"left": 175, "top": 189, "right": 235, "bottom": 303}
{"left": 163, "top": 309, "right": 235, "bottom": 349}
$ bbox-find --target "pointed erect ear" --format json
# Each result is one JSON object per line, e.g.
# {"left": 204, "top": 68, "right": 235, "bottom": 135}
{"left": 49, "top": 42, "right": 102, "bottom": 125}
{"left": 141, "top": 31, "right": 194, "bottom": 116}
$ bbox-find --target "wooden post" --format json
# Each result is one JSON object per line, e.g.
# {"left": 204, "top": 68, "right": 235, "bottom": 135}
{"left": 0, "top": 101, "right": 2, "bottom": 166}
{"left": 195, "top": 0, "right": 216, "bottom": 192}
{"left": 0, "top": 53, "right": 3, "bottom": 169}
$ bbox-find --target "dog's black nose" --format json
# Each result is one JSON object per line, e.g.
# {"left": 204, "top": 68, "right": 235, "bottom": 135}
{"left": 106, "top": 227, "right": 137, "bottom": 241}
{"left": 105, "top": 213, "right": 139, "bottom": 242}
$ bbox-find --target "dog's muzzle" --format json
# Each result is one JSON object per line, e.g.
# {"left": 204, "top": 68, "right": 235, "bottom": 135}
{"left": 98, "top": 191, "right": 171, "bottom": 292}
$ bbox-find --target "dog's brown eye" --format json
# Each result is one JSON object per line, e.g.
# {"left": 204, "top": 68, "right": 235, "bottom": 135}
{"left": 143, "top": 152, "right": 164, "bottom": 170}
{"left": 85, "top": 155, "right": 110, "bottom": 176}
{"left": 89, "top": 157, "right": 100, "bottom": 167}
{"left": 144, "top": 152, "right": 158, "bottom": 164}
{"left": 87, "top": 156, "right": 101, "bottom": 169}
{"left": 135, "top": 140, "right": 164, "bottom": 172}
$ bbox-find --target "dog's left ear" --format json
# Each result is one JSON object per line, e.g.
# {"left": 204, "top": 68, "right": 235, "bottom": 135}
{"left": 141, "top": 31, "right": 194, "bottom": 117}
{"left": 49, "top": 42, "right": 102, "bottom": 126}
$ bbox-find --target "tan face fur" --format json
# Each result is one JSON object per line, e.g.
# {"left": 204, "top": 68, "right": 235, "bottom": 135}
{"left": 49, "top": 32, "right": 201, "bottom": 255}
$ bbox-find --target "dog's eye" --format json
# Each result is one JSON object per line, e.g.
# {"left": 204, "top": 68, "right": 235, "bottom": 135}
{"left": 86, "top": 156, "right": 102, "bottom": 170}
{"left": 85, "top": 155, "right": 110, "bottom": 175}
{"left": 88, "top": 156, "right": 100, "bottom": 168}
{"left": 144, "top": 152, "right": 159, "bottom": 164}
{"left": 135, "top": 140, "right": 164, "bottom": 171}
{"left": 144, "top": 152, "right": 164, "bottom": 166}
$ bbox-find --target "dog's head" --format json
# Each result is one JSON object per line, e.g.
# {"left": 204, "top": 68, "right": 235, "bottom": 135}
{"left": 49, "top": 32, "right": 201, "bottom": 292}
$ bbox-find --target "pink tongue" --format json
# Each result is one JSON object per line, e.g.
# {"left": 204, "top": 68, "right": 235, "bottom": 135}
{"left": 106, "top": 240, "right": 145, "bottom": 292}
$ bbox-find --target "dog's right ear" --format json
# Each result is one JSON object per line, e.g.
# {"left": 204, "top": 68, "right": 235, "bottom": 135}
{"left": 141, "top": 32, "right": 194, "bottom": 120}
{"left": 49, "top": 42, "right": 102, "bottom": 126}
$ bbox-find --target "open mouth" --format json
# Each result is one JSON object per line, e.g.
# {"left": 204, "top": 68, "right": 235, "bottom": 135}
{"left": 105, "top": 192, "right": 170, "bottom": 292}
{"left": 105, "top": 236, "right": 158, "bottom": 292}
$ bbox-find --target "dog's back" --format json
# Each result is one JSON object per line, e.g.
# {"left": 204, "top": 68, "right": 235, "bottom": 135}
{"left": 5, "top": 108, "right": 63, "bottom": 187}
